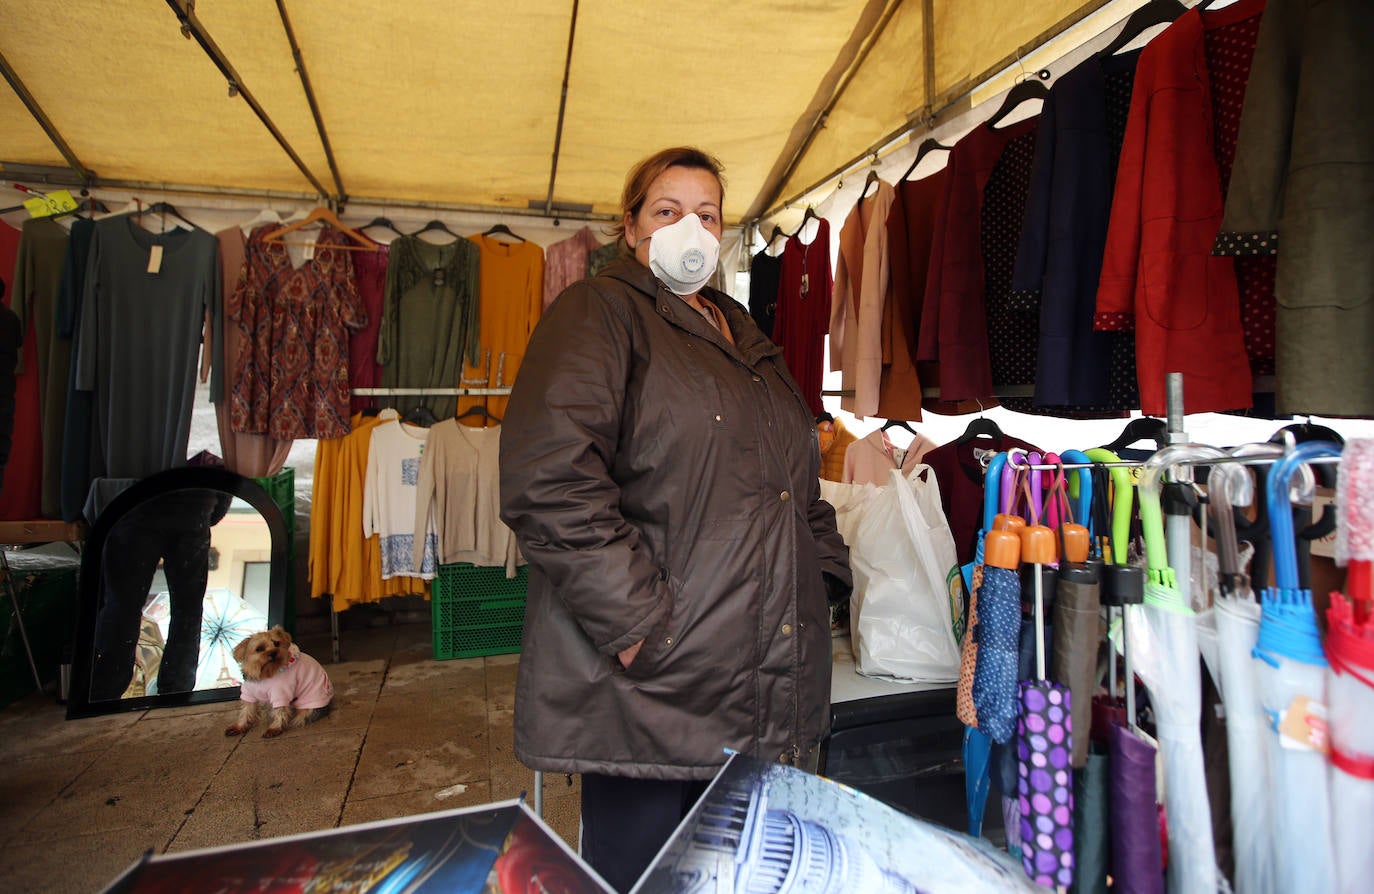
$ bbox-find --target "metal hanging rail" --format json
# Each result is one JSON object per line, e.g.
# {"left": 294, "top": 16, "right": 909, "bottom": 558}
{"left": 0, "top": 50, "right": 97, "bottom": 184}
{"left": 275, "top": 0, "right": 346, "bottom": 203}
{"left": 351, "top": 387, "right": 512, "bottom": 397}
{"left": 165, "top": 0, "right": 331, "bottom": 199}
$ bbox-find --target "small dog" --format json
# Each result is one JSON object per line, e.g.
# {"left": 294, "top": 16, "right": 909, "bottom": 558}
{"left": 225, "top": 626, "right": 333, "bottom": 738}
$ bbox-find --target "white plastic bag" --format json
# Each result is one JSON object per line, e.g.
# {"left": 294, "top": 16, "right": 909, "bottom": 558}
{"left": 849, "top": 466, "right": 962, "bottom": 682}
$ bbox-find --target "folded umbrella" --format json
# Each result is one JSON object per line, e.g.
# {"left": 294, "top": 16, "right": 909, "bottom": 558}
{"left": 1256, "top": 441, "right": 1342, "bottom": 894}
{"left": 1108, "top": 720, "right": 1163, "bottom": 894}
{"left": 1330, "top": 438, "right": 1374, "bottom": 894}
{"left": 1133, "top": 444, "right": 1225, "bottom": 894}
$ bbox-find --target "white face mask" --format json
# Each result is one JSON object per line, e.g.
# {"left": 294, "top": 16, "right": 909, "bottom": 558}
{"left": 644, "top": 213, "right": 720, "bottom": 296}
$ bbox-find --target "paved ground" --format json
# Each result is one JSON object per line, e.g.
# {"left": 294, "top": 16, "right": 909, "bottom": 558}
{"left": 0, "top": 622, "right": 578, "bottom": 894}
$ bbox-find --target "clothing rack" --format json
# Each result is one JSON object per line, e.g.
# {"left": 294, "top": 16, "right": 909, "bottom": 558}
{"left": 992, "top": 453, "right": 1343, "bottom": 473}
{"left": 351, "top": 387, "right": 512, "bottom": 397}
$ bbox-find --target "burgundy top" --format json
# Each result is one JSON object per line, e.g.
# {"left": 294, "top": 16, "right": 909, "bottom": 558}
{"left": 774, "top": 219, "right": 833, "bottom": 417}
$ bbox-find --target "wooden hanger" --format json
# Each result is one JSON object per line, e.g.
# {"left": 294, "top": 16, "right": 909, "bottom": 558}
{"left": 455, "top": 404, "right": 501, "bottom": 425}
{"left": 1102, "top": 0, "right": 1186, "bottom": 56}
{"left": 482, "top": 222, "right": 526, "bottom": 243}
{"left": 262, "top": 206, "right": 377, "bottom": 251}
{"left": 986, "top": 77, "right": 1050, "bottom": 129}
{"left": 900, "top": 137, "right": 952, "bottom": 182}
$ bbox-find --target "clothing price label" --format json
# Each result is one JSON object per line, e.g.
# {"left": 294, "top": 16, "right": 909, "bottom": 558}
{"left": 147, "top": 244, "right": 164, "bottom": 275}
{"left": 799, "top": 272, "right": 809, "bottom": 300}
{"left": 303, "top": 239, "right": 316, "bottom": 262}
{"left": 1278, "top": 694, "right": 1328, "bottom": 753}
{"left": 22, "top": 189, "right": 78, "bottom": 218}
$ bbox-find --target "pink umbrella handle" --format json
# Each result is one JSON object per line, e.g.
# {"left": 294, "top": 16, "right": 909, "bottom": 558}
{"left": 1043, "top": 453, "right": 1064, "bottom": 528}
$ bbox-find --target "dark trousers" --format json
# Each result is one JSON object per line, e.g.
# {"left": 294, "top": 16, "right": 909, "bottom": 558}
{"left": 580, "top": 773, "right": 709, "bottom": 893}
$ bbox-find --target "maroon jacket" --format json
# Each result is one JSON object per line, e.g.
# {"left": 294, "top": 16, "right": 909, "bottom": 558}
{"left": 1095, "top": 1, "right": 1261, "bottom": 415}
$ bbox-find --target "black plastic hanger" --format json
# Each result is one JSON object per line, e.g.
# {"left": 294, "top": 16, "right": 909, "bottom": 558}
{"left": 118, "top": 201, "right": 199, "bottom": 232}
{"left": 790, "top": 206, "right": 821, "bottom": 239}
{"left": 360, "top": 216, "right": 407, "bottom": 239}
{"left": 482, "top": 222, "right": 526, "bottom": 242}
{"left": 455, "top": 404, "right": 501, "bottom": 425}
{"left": 881, "top": 418, "right": 917, "bottom": 436}
{"left": 1101, "top": 0, "right": 1187, "bottom": 56}
{"left": 815, "top": 411, "right": 835, "bottom": 424}
{"left": 764, "top": 225, "right": 786, "bottom": 251}
{"left": 415, "top": 219, "right": 460, "bottom": 241}
{"left": 859, "top": 169, "right": 884, "bottom": 202}
{"left": 1101, "top": 416, "right": 1168, "bottom": 453}
{"left": 402, "top": 405, "right": 438, "bottom": 427}
{"left": 986, "top": 77, "right": 1050, "bottom": 129}
{"left": 900, "top": 137, "right": 952, "bottom": 182}
{"left": 954, "top": 415, "right": 1004, "bottom": 446}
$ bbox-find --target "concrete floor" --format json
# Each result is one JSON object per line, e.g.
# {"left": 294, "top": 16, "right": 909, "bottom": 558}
{"left": 0, "top": 622, "right": 579, "bottom": 894}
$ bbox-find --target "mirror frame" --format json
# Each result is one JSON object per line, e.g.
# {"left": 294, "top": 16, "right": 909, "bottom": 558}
{"left": 66, "top": 467, "right": 288, "bottom": 719}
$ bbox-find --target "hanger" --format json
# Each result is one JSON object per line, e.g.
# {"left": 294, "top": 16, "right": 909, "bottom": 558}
{"left": 880, "top": 418, "right": 917, "bottom": 436}
{"left": 815, "top": 411, "right": 835, "bottom": 425}
{"left": 360, "top": 216, "right": 408, "bottom": 239}
{"left": 482, "top": 221, "right": 526, "bottom": 243}
{"left": 790, "top": 206, "right": 821, "bottom": 239}
{"left": 900, "top": 137, "right": 952, "bottom": 182}
{"left": 455, "top": 404, "right": 501, "bottom": 426}
{"left": 859, "top": 169, "right": 884, "bottom": 202}
{"left": 262, "top": 206, "right": 377, "bottom": 251}
{"left": 985, "top": 76, "right": 1050, "bottom": 129}
{"left": 117, "top": 200, "right": 200, "bottom": 232}
{"left": 402, "top": 405, "right": 438, "bottom": 427}
{"left": 1101, "top": 0, "right": 1187, "bottom": 56}
{"left": 764, "top": 225, "right": 786, "bottom": 251}
{"left": 954, "top": 413, "right": 1004, "bottom": 446}
{"left": 1100, "top": 416, "right": 1168, "bottom": 453}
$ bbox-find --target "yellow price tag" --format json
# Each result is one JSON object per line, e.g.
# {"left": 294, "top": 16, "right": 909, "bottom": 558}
{"left": 22, "top": 189, "right": 79, "bottom": 218}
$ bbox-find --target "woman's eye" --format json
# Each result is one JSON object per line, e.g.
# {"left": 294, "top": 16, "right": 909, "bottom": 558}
{"left": 700, "top": 214, "right": 716, "bottom": 224}
{"left": 657, "top": 208, "right": 675, "bottom": 217}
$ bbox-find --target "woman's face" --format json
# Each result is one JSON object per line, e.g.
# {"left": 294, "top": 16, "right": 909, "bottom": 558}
{"left": 624, "top": 165, "right": 724, "bottom": 269}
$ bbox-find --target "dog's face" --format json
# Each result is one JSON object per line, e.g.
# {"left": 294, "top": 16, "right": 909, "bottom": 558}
{"left": 232, "top": 626, "right": 294, "bottom": 681}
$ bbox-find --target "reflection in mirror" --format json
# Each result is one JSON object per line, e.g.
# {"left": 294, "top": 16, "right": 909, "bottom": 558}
{"left": 68, "top": 468, "right": 287, "bottom": 719}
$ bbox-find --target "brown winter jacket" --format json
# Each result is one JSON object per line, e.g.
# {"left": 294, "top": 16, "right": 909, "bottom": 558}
{"left": 499, "top": 257, "right": 851, "bottom": 780}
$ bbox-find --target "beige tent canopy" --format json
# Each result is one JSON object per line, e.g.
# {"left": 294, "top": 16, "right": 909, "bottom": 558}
{"left": 2, "top": 0, "right": 1142, "bottom": 228}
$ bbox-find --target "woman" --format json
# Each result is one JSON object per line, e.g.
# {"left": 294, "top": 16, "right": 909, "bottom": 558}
{"left": 499, "top": 146, "right": 851, "bottom": 891}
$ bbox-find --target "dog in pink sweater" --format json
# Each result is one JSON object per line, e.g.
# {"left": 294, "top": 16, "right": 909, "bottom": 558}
{"left": 225, "top": 626, "right": 333, "bottom": 738}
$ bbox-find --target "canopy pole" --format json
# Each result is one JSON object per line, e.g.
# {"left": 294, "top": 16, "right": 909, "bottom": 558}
{"left": 543, "top": 0, "right": 581, "bottom": 219}
{"left": 165, "top": 0, "right": 331, "bottom": 199}
{"left": 275, "top": 0, "right": 347, "bottom": 205}
{"left": 0, "top": 50, "right": 97, "bottom": 184}
{"left": 758, "top": 0, "right": 1117, "bottom": 222}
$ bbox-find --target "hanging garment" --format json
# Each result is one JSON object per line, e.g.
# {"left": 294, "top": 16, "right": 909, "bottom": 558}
{"left": 543, "top": 225, "right": 602, "bottom": 310}
{"left": 747, "top": 248, "right": 781, "bottom": 339}
{"left": 378, "top": 234, "right": 480, "bottom": 421}
{"left": 310, "top": 410, "right": 426, "bottom": 611}
{"left": 919, "top": 118, "right": 1037, "bottom": 404}
{"left": 1095, "top": 1, "right": 1262, "bottom": 415}
{"left": 818, "top": 415, "right": 857, "bottom": 483}
{"left": 0, "top": 221, "right": 40, "bottom": 520}
{"left": 412, "top": 419, "right": 520, "bottom": 575}
{"left": 75, "top": 217, "right": 219, "bottom": 482}
{"left": 230, "top": 224, "right": 365, "bottom": 440}
{"left": 586, "top": 240, "right": 620, "bottom": 278}
{"left": 922, "top": 433, "right": 1042, "bottom": 566}
{"left": 213, "top": 227, "right": 291, "bottom": 478}
{"left": 348, "top": 241, "right": 388, "bottom": 413}
{"left": 842, "top": 428, "right": 938, "bottom": 486}
{"left": 883, "top": 168, "right": 947, "bottom": 421}
{"left": 1215, "top": 0, "right": 1374, "bottom": 416}
{"left": 774, "top": 220, "right": 833, "bottom": 417}
{"left": 1012, "top": 49, "right": 1142, "bottom": 412}
{"left": 457, "top": 234, "right": 543, "bottom": 422}
{"left": 56, "top": 219, "right": 97, "bottom": 521}
{"left": 0, "top": 300, "right": 16, "bottom": 485}
{"left": 830, "top": 180, "right": 895, "bottom": 418}
{"left": 10, "top": 217, "right": 69, "bottom": 517}
{"left": 363, "top": 417, "right": 439, "bottom": 580}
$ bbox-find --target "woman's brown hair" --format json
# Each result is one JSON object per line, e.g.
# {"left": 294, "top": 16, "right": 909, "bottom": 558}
{"left": 610, "top": 146, "right": 726, "bottom": 242}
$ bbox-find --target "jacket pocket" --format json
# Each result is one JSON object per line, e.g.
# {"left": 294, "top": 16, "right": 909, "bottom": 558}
{"left": 621, "top": 569, "right": 680, "bottom": 681}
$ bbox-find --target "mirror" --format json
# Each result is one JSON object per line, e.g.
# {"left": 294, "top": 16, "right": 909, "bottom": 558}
{"left": 67, "top": 467, "right": 288, "bottom": 718}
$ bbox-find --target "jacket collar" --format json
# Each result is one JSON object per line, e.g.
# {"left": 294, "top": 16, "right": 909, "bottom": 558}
{"left": 601, "top": 257, "right": 782, "bottom": 367}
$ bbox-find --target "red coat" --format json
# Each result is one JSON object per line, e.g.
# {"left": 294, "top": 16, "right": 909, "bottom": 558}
{"left": 1095, "top": 1, "right": 1260, "bottom": 416}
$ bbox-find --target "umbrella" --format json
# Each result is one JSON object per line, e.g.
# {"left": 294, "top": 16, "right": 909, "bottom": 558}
{"left": 1016, "top": 508, "right": 1075, "bottom": 890}
{"left": 961, "top": 451, "right": 1012, "bottom": 837}
{"left": 1132, "top": 443, "right": 1225, "bottom": 894}
{"left": 197, "top": 587, "right": 270, "bottom": 690}
{"left": 973, "top": 457, "right": 1029, "bottom": 746}
{"left": 1256, "top": 441, "right": 1342, "bottom": 894}
{"left": 1197, "top": 448, "right": 1280, "bottom": 894}
{"left": 1108, "top": 720, "right": 1163, "bottom": 894}
{"left": 1047, "top": 455, "right": 1097, "bottom": 769}
{"left": 1330, "top": 437, "right": 1374, "bottom": 894}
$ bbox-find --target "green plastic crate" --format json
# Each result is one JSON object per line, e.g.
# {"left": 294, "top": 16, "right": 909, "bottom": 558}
{"left": 431, "top": 563, "right": 528, "bottom": 660}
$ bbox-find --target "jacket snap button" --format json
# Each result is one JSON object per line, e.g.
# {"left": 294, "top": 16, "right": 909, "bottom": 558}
{"left": 714, "top": 414, "right": 722, "bottom": 422}
{"left": 781, "top": 623, "right": 792, "bottom": 636}
{"left": 752, "top": 375, "right": 762, "bottom": 382}
{"left": 664, "top": 636, "right": 674, "bottom": 646}
{"left": 779, "top": 491, "right": 791, "bottom": 502}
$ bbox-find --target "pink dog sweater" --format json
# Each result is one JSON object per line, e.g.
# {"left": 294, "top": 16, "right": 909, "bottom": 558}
{"left": 239, "top": 644, "right": 333, "bottom": 709}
